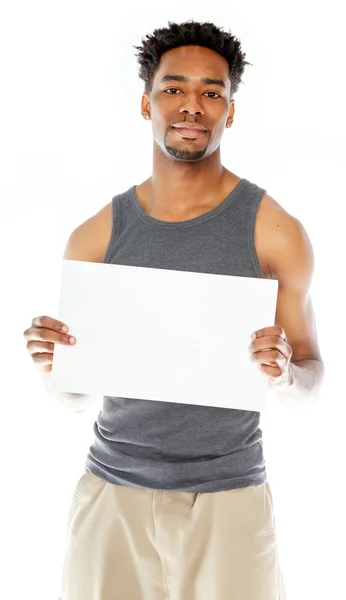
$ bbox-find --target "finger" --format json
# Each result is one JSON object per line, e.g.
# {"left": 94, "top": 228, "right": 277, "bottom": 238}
{"left": 31, "top": 316, "right": 69, "bottom": 333}
{"left": 254, "top": 326, "right": 286, "bottom": 342}
{"left": 26, "top": 341, "right": 55, "bottom": 355}
{"left": 252, "top": 349, "right": 286, "bottom": 366}
{"left": 25, "top": 327, "right": 75, "bottom": 345}
{"left": 258, "top": 364, "right": 283, "bottom": 377}
{"left": 32, "top": 352, "right": 54, "bottom": 367}
{"left": 251, "top": 337, "right": 291, "bottom": 360}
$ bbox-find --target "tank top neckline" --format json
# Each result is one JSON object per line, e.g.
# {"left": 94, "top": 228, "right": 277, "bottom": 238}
{"left": 129, "top": 178, "right": 247, "bottom": 229}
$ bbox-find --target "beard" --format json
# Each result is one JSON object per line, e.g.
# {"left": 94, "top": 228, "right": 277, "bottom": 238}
{"left": 164, "top": 132, "right": 209, "bottom": 161}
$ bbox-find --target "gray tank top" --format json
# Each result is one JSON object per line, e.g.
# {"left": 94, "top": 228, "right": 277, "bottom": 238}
{"left": 85, "top": 177, "right": 274, "bottom": 493}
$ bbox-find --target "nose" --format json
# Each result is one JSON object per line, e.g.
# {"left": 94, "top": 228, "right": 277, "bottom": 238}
{"left": 178, "top": 94, "right": 204, "bottom": 117}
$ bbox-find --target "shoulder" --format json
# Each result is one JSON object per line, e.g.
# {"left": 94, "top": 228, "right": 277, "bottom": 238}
{"left": 257, "top": 194, "right": 315, "bottom": 284}
{"left": 63, "top": 201, "right": 113, "bottom": 263}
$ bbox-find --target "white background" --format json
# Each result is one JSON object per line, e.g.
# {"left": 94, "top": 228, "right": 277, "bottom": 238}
{"left": 1, "top": 1, "right": 345, "bottom": 598}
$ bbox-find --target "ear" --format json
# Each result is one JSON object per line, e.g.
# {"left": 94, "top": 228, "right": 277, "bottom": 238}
{"left": 227, "top": 100, "right": 235, "bottom": 127}
{"left": 141, "top": 92, "right": 150, "bottom": 118}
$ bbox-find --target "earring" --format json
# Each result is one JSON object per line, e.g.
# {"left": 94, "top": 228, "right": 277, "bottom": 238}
{"left": 146, "top": 115, "right": 150, "bottom": 120}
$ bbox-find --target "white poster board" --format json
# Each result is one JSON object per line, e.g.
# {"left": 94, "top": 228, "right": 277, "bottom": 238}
{"left": 51, "top": 260, "right": 278, "bottom": 412}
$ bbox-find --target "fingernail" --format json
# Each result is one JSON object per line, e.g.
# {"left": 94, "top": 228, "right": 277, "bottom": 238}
{"left": 62, "top": 326, "right": 68, "bottom": 333}
{"left": 69, "top": 337, "right": 76, "bottom": 344}
{"left": 251, "top": 333, "right": 256, "bottom": 340}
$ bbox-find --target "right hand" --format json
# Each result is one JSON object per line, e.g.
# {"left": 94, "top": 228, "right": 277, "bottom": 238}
{"left": 23, "top": 316, "right": 77, "bottom": 374}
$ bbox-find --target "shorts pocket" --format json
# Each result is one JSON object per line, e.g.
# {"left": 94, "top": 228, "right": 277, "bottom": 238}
{"left": 66, "top": 472, "right": 93, "bottom": 528}
{"left": 250, "top": 482, "right": 276, "bottom": 537}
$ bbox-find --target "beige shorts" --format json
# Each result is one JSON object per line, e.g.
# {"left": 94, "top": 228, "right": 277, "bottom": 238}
{"left": 59, "top": 471, "right": 286, "bottom": 599}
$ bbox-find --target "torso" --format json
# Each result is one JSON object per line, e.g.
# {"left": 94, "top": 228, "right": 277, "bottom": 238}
{"left": 87, "top": 173, "right": 289, "bottom": 279}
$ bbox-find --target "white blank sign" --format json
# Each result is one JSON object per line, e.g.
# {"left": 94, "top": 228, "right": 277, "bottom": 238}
{"left": 51, "top": 260, "right": 278, "bottom": 412}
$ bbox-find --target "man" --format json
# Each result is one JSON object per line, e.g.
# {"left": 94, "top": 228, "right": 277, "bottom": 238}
{"left": 24, "top": 20, "right": 324, "bottom": 600}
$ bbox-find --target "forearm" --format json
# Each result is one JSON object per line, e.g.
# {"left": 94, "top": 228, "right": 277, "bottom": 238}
{"left": 269, "top": 358, "right": 325, "bottom": 407}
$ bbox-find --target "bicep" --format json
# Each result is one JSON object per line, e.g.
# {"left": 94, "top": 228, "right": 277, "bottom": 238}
{"left": 269, "top": 215, "right": 323, "bottom": 362}
{"left": 63, "top": 204, "right": 112, "bottom": 262}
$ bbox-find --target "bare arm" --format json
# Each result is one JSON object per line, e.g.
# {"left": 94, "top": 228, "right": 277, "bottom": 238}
{"left": 262, "top": 199, "right": 325, "bottom": 406}
{"left": 25, "top": 205, "right": 111, "bottom": 413}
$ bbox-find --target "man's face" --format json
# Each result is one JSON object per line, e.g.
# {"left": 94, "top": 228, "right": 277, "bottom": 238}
{"left": 141, "top": 45, "right": 235, "bottom": 162}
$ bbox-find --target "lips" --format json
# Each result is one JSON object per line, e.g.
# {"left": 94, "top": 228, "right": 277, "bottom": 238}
{"left": 173, "top": 128, "right": 206, "bottom": 139}
{"left": 171, "top": 123, "right": 207, "bottom": 131}
{"left": 171, "top": 124, "right": 207, "bottom": 139}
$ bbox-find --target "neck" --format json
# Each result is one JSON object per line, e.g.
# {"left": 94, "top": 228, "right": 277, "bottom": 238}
{"left": 144, "top": 141, "right": 227, "bottom": 217}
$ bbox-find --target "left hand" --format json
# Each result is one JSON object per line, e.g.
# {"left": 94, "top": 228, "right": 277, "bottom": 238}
{"left": 249, "top": 325, "right": 293, "bottom": 387}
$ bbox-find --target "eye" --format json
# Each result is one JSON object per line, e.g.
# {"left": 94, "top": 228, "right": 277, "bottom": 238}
{"left": 164, "top": 88, "right": 182, "bottom": 94}
{"left": 204, "top": 92, "right": 221, "bottom": 99}
{"left": 164, "top": 88, "right": 221, "bottom": 98}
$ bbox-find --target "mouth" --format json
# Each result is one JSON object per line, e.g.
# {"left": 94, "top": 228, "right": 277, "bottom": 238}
{"left": 171, "top": 127, "right": 207, "bottom": 139}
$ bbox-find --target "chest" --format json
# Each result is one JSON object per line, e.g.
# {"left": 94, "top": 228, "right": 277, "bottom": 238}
{"left": 139, "top": 201, "right": 273, "bottom": 279}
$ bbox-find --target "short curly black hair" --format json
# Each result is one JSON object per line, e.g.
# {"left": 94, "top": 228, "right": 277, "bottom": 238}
{"left": 134, "top": 20, "right": 252, "bottom": 98}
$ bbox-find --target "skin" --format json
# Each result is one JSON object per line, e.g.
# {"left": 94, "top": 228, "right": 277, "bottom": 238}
{"left": 139, "top": 45, "right": 324, "bottom": 396}
{"left": 24, "top": 44, "right": 324, "bottom": 401}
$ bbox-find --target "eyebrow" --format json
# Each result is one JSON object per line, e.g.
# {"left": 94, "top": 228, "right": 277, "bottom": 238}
{"left": 160, "top": 74, "right": 226, "bottom": 89}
